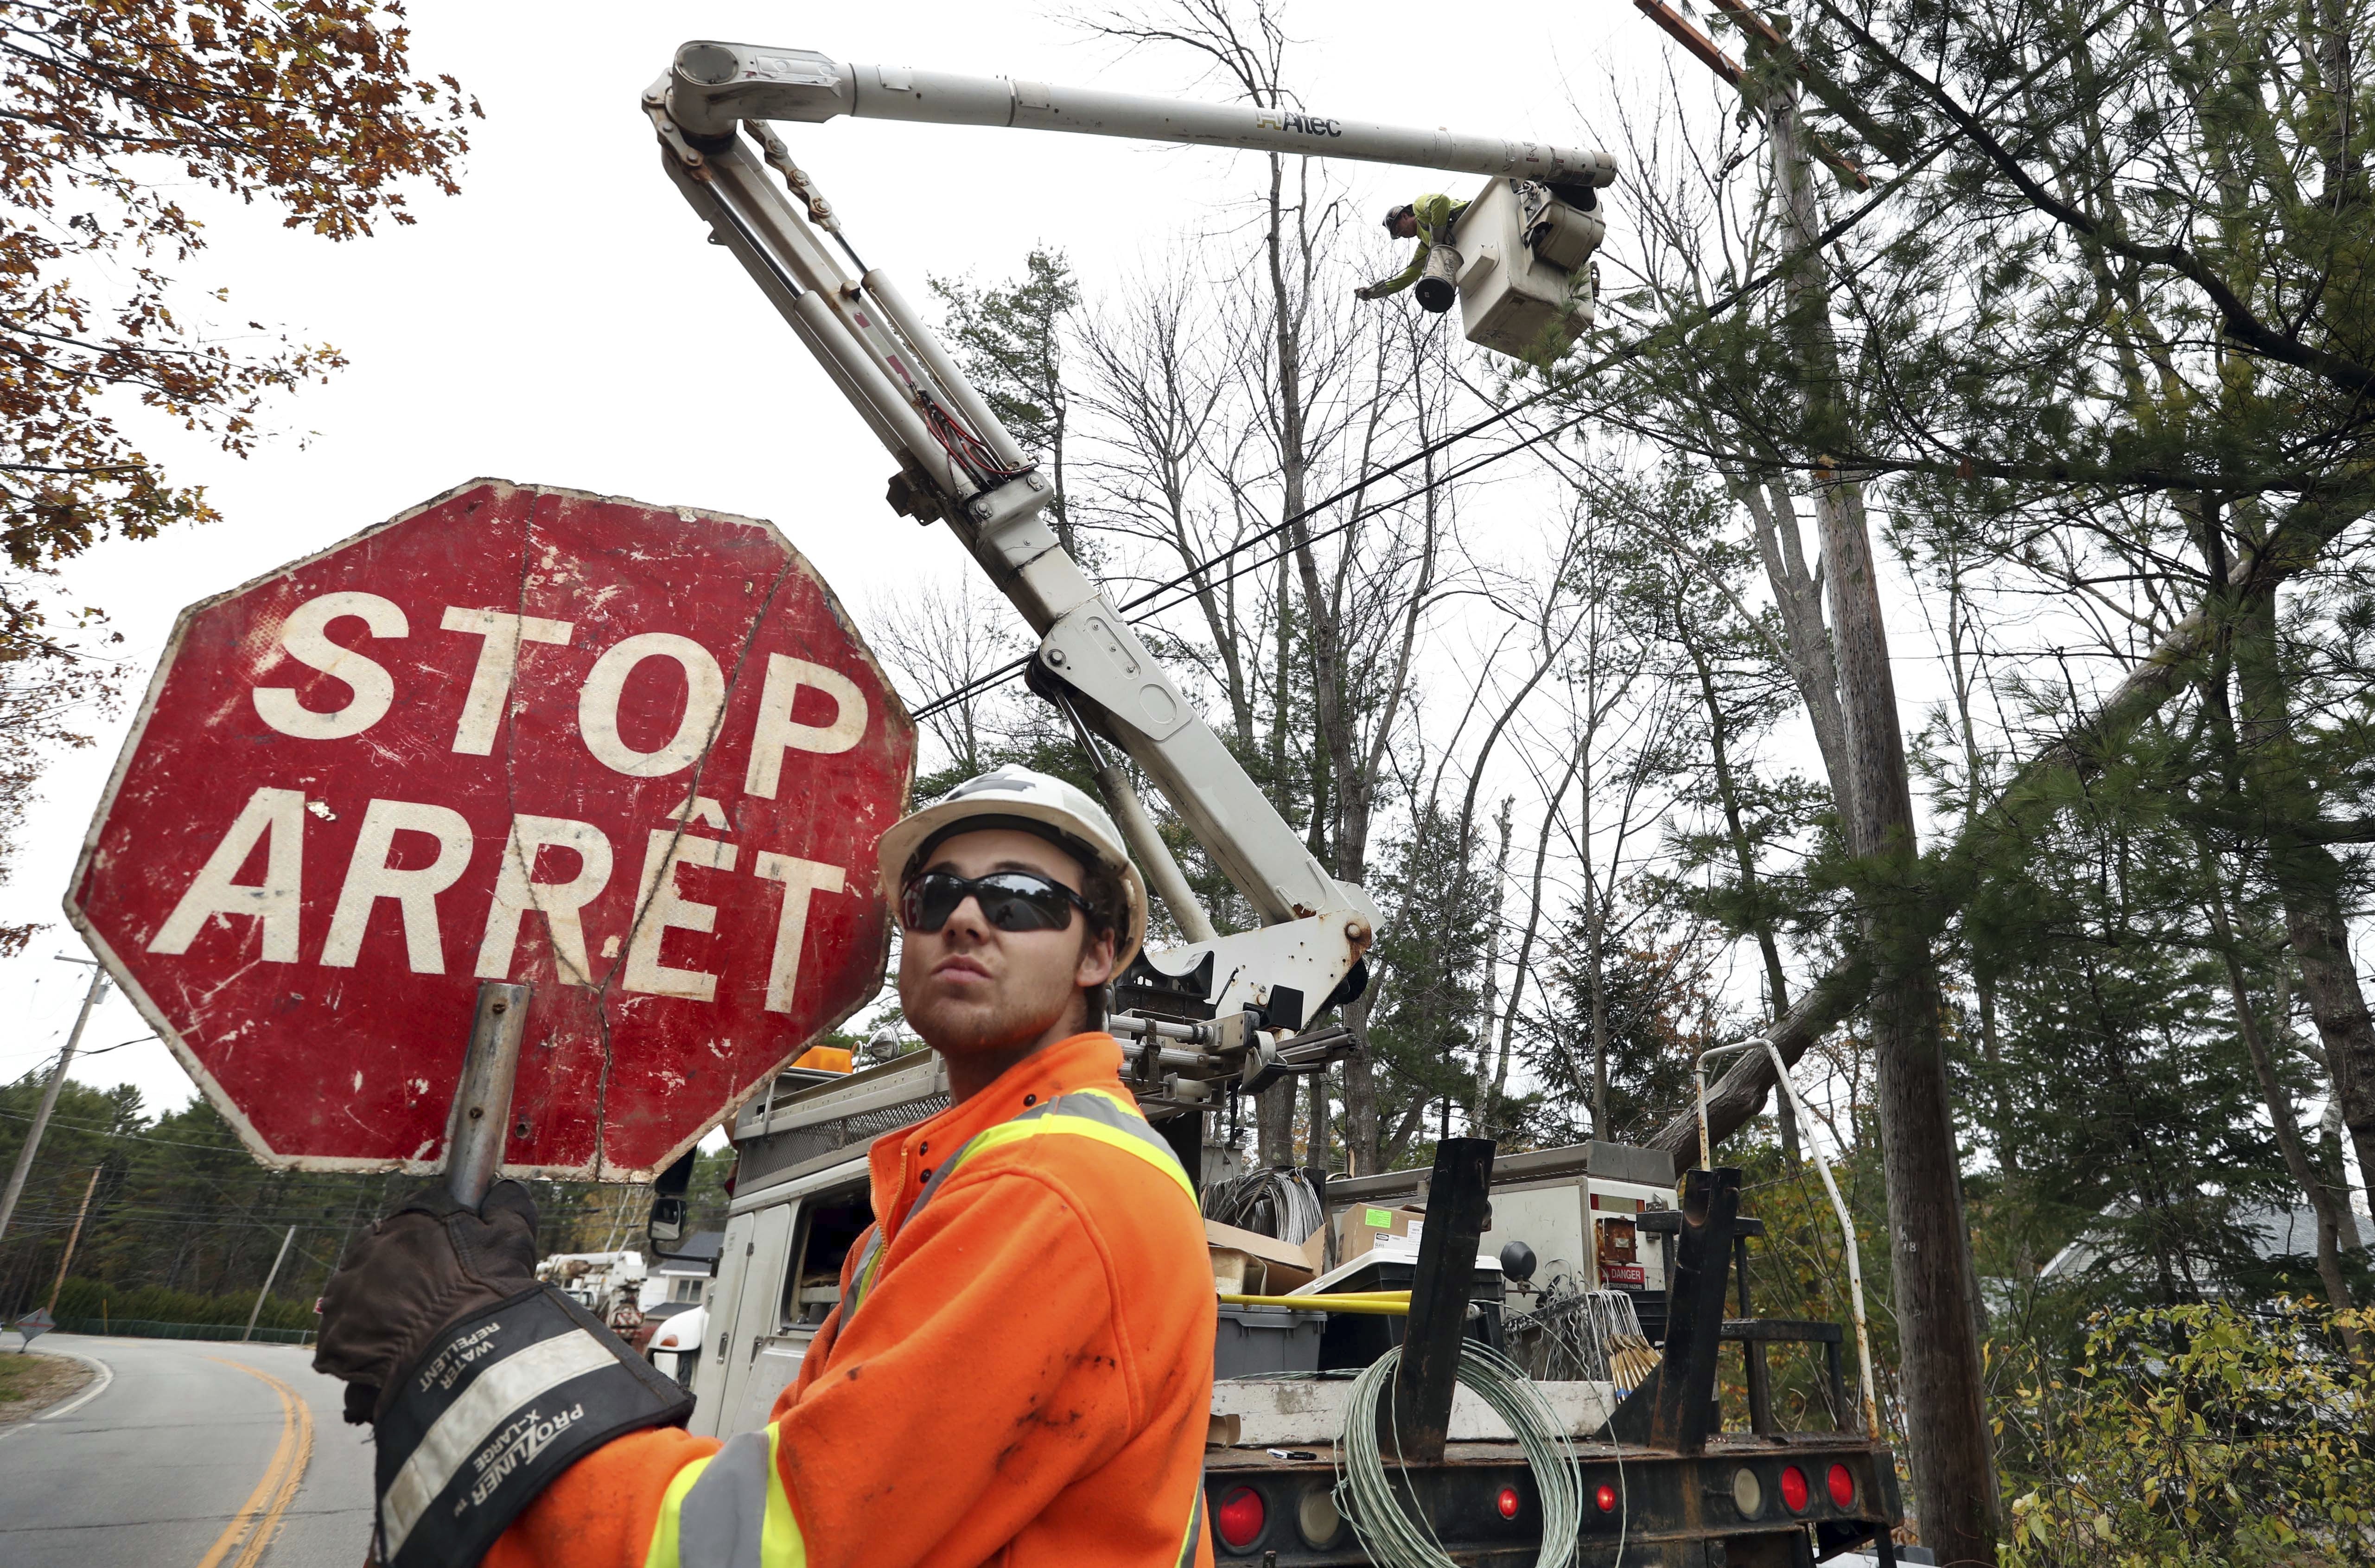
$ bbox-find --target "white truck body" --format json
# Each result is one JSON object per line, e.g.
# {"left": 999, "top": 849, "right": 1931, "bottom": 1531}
{"left": 688, "top": 1063, "right": 1682, "bottom": 1442}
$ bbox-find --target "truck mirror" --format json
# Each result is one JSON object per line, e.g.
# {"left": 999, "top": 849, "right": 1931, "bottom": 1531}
{"left": 1499, "top": 1239, "right": 1537, "bottom": 1283}
{"left": 646, "top": 1148, "right": 699, "bottom": 1258}
{"left": 648, "top": 1194, "right": 688, "bottom": 1248}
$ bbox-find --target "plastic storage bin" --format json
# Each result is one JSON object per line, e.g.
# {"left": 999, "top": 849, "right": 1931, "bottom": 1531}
{"left": 1215, "top": 1304, "right": 1327, "bottom": 1378}
{"left": 1314, "top": 1256, "right": 1505, "bottom": 1370}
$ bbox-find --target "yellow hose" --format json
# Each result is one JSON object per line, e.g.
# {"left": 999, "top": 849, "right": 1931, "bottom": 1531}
{"left": 1217, "top": 1293, "right": 1410, "bottom": 1315}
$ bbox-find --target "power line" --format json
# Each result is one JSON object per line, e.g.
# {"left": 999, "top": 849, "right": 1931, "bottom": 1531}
{"left": 1127, "top": 415, "right": 1583, "bottom": 625}
{"left": 914, "top": 403, "right": 1591, "bottom": 721}
{"left": 909, "top": 74, "right": 2045, "bottom": 729}
{"left": 0, "top": 1103, "right": 257, "bottom": 1153}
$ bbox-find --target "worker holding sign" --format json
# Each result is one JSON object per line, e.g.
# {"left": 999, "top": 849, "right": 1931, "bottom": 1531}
{"left": 313, "top": 767, "right": 1217, "bottom": 1568}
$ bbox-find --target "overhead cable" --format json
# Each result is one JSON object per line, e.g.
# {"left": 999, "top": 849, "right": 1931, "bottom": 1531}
{"left": 908, "top": 83, "right": 2056, "bottom": 727}
{"left": 913, "top": 407, "right": 1589, "bottom": 721}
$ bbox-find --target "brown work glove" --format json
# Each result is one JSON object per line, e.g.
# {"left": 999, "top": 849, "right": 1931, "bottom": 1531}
{"left": 314, "top": 1180, "right": 540, "bottom": 1425}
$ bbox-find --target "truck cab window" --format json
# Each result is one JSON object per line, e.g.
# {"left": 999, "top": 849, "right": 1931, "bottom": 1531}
{"left": 781, "top": 1183, "right": 873, "bottom": 1330}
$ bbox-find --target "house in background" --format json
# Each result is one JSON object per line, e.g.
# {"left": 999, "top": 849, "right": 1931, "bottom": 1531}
{"left": 650, "top": 1230, "right": 724, "bottom": 1308}
{"left": 2038, "top": 1195, "right": 2373, "bottom": 1298}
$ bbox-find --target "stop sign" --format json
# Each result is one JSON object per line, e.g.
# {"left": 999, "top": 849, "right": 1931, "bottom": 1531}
{"left": 65, "top": 479, "right": 915, "bottom": 1179}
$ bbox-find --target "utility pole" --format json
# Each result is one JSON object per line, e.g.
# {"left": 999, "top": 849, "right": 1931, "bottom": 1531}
{"left": 242, "top": 1226, "right": 298, "bottom": 1342}
{"left": 45, "top": 1165, "right": 102, "bottom": 1315}
{"left": 1627, "top": 5, "right": 1999, "bottom": 1561}
{"left": 0, "top": 957, "right": 110, "bottom": 1247}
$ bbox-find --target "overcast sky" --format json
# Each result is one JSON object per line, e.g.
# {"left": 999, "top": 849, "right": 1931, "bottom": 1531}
{"left": 0, "top": 2, "right": 1696, "bottom": 1130}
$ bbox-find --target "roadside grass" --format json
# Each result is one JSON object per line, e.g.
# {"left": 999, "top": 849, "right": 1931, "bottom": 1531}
{"left": 0, "top": 1349, "right": 92, "bottom": 1421}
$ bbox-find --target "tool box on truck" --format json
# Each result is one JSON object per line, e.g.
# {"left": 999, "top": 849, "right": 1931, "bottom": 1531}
{"left": 1214, "top": 1304, "right": 1327, "bottom": 1378}
{"left": 1299, "top": 1249, "right": 1504, "bottom": 1370}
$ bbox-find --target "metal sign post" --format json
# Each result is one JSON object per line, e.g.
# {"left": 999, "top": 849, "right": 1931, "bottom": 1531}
{"left": 446, "top": 982, "right": 533, "bottom": 1207}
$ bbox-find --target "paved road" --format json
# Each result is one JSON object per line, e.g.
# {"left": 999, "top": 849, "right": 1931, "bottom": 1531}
{"left": 0, "top": 1331, "right": 374, "bottom": 1568}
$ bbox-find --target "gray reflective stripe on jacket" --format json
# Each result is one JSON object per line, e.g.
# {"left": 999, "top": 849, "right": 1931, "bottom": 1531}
{"left": 673, "top": 1429, "right": 783, "bottom": 1568}
{"left": 841, "top": 1090, "right": 1188, "bottom": 1324}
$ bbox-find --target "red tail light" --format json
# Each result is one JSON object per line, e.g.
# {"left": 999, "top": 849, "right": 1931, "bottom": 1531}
{"left": 722, "top": 1156, "right": 739, "bottom": 1198}
{"left": 1827, "top": 1463, "right": 1856, "bottom": 1508}
{"left": 1595, "top": 1483, "right": 1618, "bottom": 1513}
{"left": 1216, "top": 1486, "right": 1266, "bottom": 1550}
{"left": 1496, "top": 1485, "right": 1522, "bottom": 1520}
{"left": 1780, "top": 1465, "right": 1810, "bottom": 1512}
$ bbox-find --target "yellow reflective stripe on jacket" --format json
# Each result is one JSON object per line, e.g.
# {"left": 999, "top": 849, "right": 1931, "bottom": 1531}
{"left": 642, "top": 1454, "right": 713, "bottom": 1568}
{"left": 1176, "top": 1484, "right": 1206, "bottom": 1568}
{"left": 842, "top": 1088, "right": 1193, "bottom": 1330}
{"left": 961, "top": 1105, "right": 1196, "bottom": 1205}
{"left": 762, "top": 1424, "right": 800, "bottom": 1568}
{"left": 642, "top": 1425, "right": 806, "bottom": 1568}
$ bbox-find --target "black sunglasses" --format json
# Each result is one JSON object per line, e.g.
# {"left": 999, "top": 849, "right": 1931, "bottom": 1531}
{"left": 899, "top": 869, "right": 1092, "bottom": 935}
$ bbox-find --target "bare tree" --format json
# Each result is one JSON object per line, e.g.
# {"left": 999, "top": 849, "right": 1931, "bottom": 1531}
{"left": 1074, "top": 263, "right": 1254, "bottom": 744}
{"left": 866, "top": 574, "right": 1027, "bottom": 784}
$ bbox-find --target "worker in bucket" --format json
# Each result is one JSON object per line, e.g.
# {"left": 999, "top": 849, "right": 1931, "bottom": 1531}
{"left": 1356, "top": 193, "right": 1471, "bottom": 313}
{"left": 312, "top": 765, "right": 1217, "bottom": 1568}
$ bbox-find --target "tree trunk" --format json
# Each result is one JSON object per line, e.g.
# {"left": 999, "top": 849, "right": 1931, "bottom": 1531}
{"left": 1767, "top": 89, "right": 1999, "bottom": 1564}
{"left": 1343, "top": 987, "right": 1381, "bottom": 1175}
{"left": 1819, "top": 470, "right": 1998, "bottom": 1563}
{"left": 1469, "top": 799, "right": 1514, "bottom": 1126}
{"left": 2233, "top": 586, "right": 2375, "bottom": 1199}
{"left": 2203, "top": 873, "right": 2362, "bottom": 1334}
{"left": 1307, "top": 1067, "right": 1330, "bottom": 1172}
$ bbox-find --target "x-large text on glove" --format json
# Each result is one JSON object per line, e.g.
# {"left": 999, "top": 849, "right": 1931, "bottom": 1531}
{"left": 65, "top": 478, "right": 915, "bottom": 1179}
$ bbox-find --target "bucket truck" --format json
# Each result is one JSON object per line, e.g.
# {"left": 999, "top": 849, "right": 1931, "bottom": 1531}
{"left": 640, "top": 42, "right": 1908, "bottom": 1566}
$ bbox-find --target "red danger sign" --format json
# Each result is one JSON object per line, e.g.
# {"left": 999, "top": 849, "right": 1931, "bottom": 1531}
{"left": 66, "top": 480, "right": 914, "bottom": 1178}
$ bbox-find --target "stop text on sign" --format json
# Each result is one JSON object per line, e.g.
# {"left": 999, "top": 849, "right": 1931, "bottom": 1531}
{"left": 152, "top": 590, "right": 866, "bottom": 1008}
{"left": 67, "top": 480, "right": 914, "bottom": 1178}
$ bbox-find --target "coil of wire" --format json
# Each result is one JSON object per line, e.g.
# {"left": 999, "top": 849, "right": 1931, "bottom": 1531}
{"left": 1200, "top": 1166, "right": 1324, "bottom": 1243}
{"left": 1331, "top": 1338, "right": 1584, "bottom": 1568}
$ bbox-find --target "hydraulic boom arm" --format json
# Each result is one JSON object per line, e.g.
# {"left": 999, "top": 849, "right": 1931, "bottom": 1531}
{"left": 663, "top": 44, "right": 1616, "bottom": 189}
{"left": 646, "top": 42, "right": 1614, "bottom": 1082}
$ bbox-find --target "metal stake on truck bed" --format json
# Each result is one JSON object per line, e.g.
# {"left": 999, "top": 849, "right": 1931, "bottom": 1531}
{"left": 1696, "top": 1036, "right": 1880, "bottom": 1441}
{"left": 1390, "top": 1137, "right": 1496, "bottom": 1463}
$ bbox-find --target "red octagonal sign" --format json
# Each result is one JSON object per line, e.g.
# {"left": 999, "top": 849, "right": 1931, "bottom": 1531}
{"left": 66, "top": 479, "right": 915, "bottom": 1179}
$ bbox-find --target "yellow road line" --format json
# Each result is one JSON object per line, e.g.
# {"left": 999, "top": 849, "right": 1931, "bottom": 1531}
{"left": 235, "top": 1365, "right": 313, "bottom": 1568}
{"left": 193, "top": 1358, "right": 314, "bottom": 1568}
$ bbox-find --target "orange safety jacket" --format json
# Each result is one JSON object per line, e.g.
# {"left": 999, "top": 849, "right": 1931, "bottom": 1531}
{"left": 484, "top": 1031, "right": 1217, "bottom": 1568}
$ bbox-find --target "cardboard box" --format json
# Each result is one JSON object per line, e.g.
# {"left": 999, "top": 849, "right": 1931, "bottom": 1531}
{"left": 1206, "top": 1218, "right": 1318, "bottom": 1295}
{"left": 1305, "top": 1204, "right": 1427, "bottom": 1273}
{"left": 1210, "top": 1249, "right": 1265, "bottom": 1294}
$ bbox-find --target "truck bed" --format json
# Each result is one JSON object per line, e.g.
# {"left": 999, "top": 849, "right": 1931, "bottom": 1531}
{"left": 1201, "top": 1430, "right": 1899, "bottom": 1567}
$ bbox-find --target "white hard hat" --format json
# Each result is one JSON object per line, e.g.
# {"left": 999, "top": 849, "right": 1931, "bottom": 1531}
{"left": 874, "top": 765, "right": 1147, "bottom": 970}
